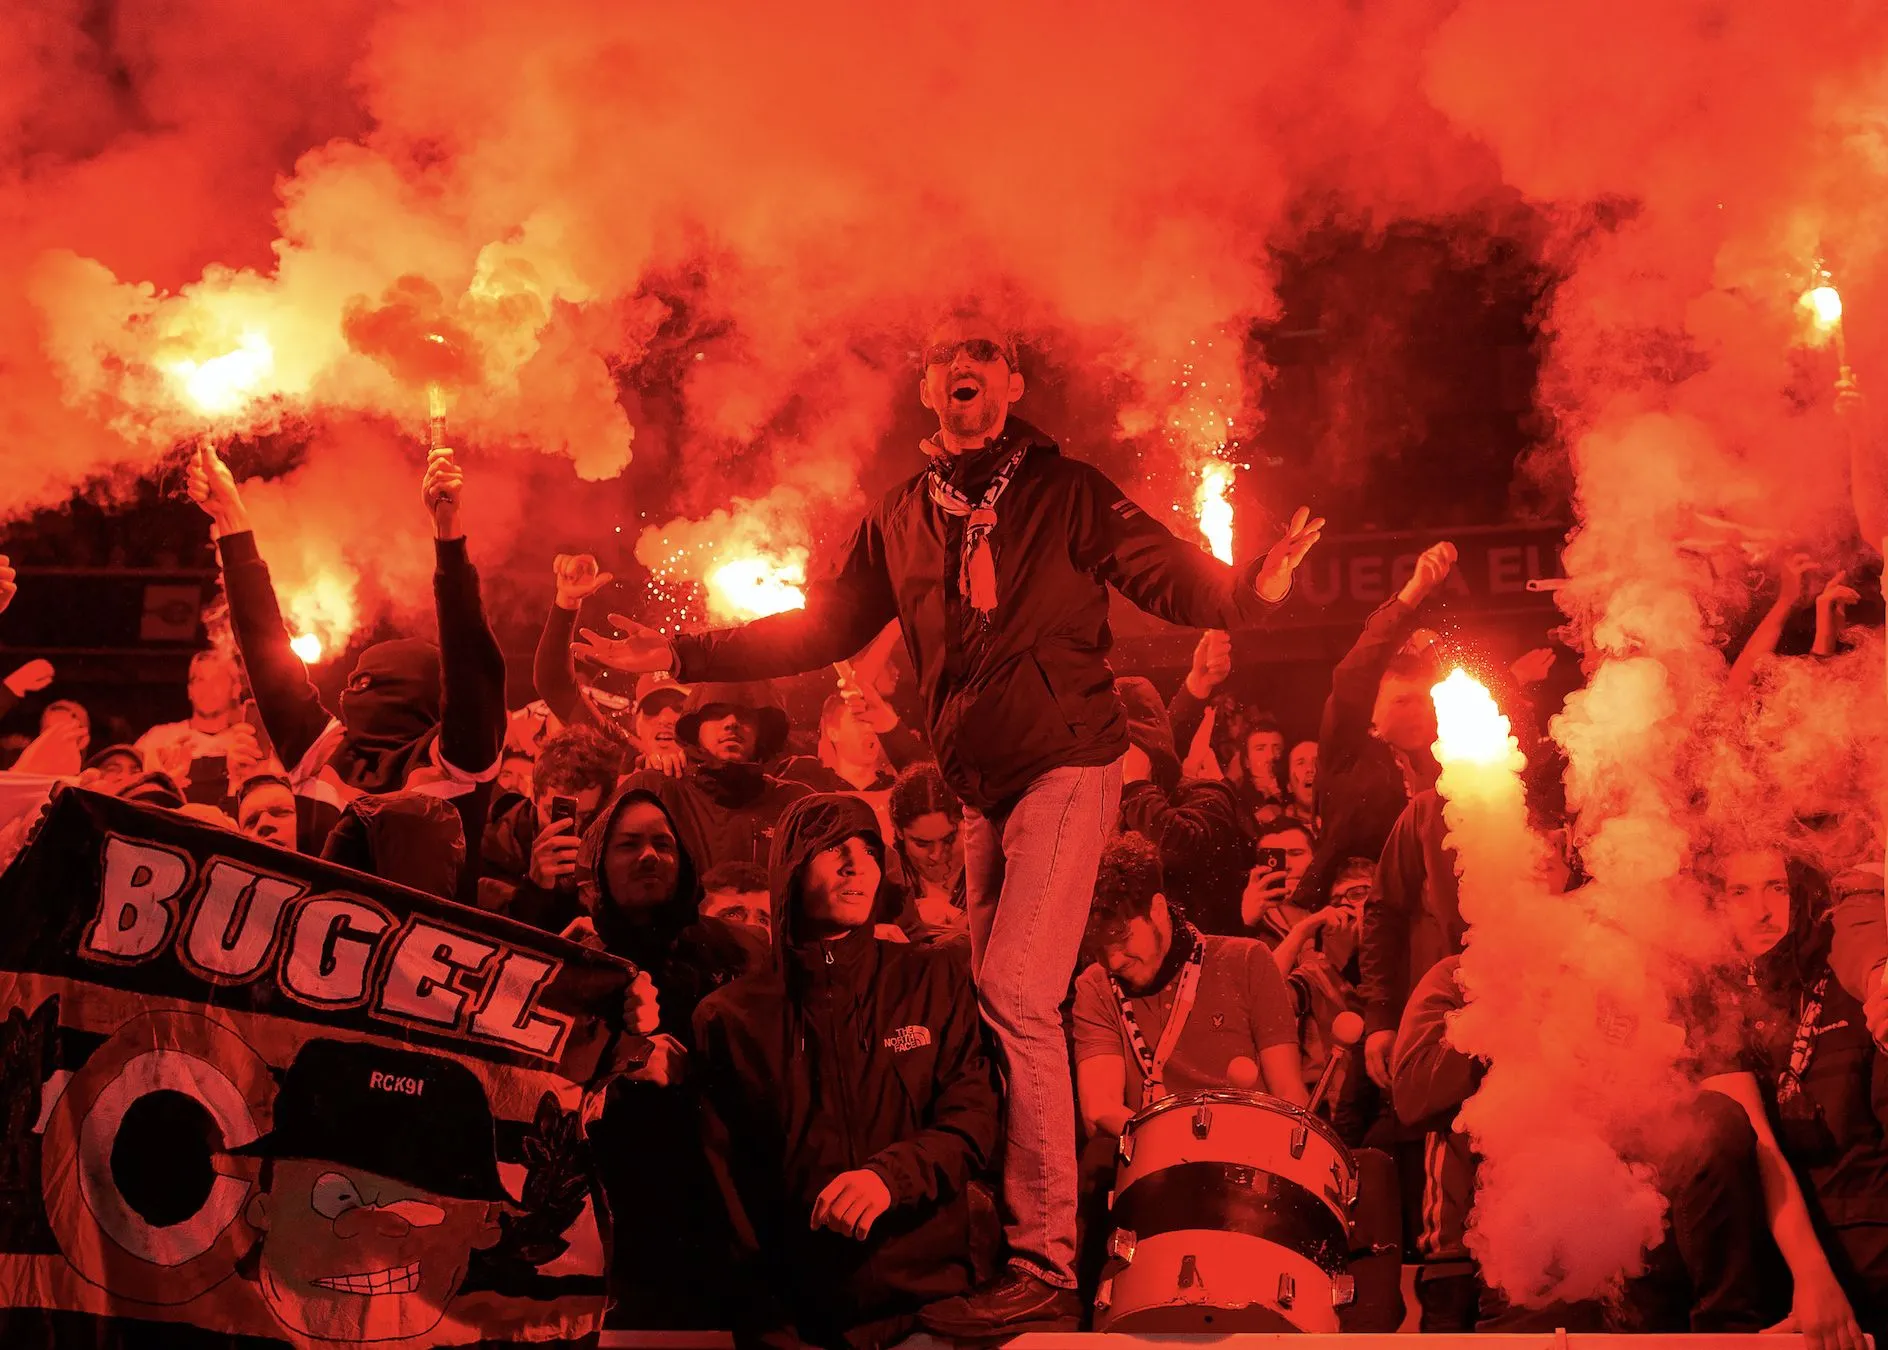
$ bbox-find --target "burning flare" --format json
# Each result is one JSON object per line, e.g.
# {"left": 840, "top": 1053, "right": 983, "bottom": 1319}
{"left": 1432, "top": 667, "right": 1517, "bottom": 767}
{"left": 283, "top": 572, "right": 358, "bottom": 668}
{"left": 1806, "top": 284, "right": 1844, "bottom": 328}
{"left": 1197, "top": 461, "right": 1235, "bottom": 563}
{"left": 708, "top": 554, "right": 807, "bottom": 620}
{"left": 168, "top": 332, "right": 275, "bottom": 417}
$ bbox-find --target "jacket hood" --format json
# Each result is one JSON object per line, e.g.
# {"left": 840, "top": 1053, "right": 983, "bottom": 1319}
{"left": 577, "top": 783, "right": 701, "bottom": 960}
{"left": 675, "top": 681, "right": 790, "bottom": 764}
{"left": 318, "top": 791, "right": 464, "bottom": 899}
{"left": 767, "top": 792, "right": 894, "bottom": 952}
{"left": 1114, "top": 675, "right": 1181, "bottom": 795}
{"left": 333, "top": 638, "right": 442, "bottom": 793}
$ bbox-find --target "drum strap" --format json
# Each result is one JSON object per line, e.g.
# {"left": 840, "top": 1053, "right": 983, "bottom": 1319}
{"left": 1112, "top": 925, "right": 1205, "bottom": 1101}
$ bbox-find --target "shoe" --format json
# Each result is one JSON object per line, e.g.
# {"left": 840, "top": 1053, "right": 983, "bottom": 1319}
{"left": 919, "top": 1270, "right": 1083, "bottom": 1339}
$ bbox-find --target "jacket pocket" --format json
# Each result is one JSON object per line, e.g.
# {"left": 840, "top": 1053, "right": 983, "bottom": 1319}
{"left": 951, "top": 655, "right": 1080, "bottom": 802}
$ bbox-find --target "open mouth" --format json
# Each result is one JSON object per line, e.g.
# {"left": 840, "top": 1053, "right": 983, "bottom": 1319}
{"left": 313, "top": 1263, "right": 420, "bottom": 1295}
{"left": 950, "top": 379, "right": 981, "bottom": 403}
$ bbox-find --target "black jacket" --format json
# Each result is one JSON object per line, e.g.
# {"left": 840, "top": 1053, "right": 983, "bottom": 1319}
{"left": 672, "top": 420, "right": 1285, "bottom": 811}
{"left": 694, "top": 794, "right": 999, "bottom": 1347}
{"left": 577, "top": 784, "right": 765, "bottom": 1329}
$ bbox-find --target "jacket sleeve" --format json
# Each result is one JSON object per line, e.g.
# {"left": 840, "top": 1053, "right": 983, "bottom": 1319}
{"left": 215, "top": 531, "right": 335, "bottom": 772}
{"left": 863, "top": 955, "right": 1001, "bottom": 1208}
{"left": 1829, "top": 875, "right": 1888, "bottom": 1002}
{"left": 1167, "top": 682, "right": 1209, "bottom": 764}
{"left": 1321, "top": 597, "right": 1419, "bottom": 774}
{"left": 533, "top": 603, "right": 597, "bottom": 729}
{"left": 671, "top": 512, "right": 899, "bottom": 684}
{"left": 692, "top": 1004, "right": 801, "bottom": 1346}
{"left": 1361, "top": 800, "right": 1423, "bottom": 1037}
{"left": 434, "top": 538, "right": 506, "bottom": 776}
{"left": 1391, "top": 957, "right": 1481, "bottom": 1127}
{"left": 0, "top": 685, "right": 16, "bottom": 723}
{"left": 1070, "top": 464, "right": 1283, "bottom": 631}
{"left": 878, "top": 721, "right": 930, "bottom": 771}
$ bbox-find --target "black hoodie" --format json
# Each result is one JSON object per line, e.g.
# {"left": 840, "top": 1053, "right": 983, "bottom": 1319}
{"left": 624, "top": 681, "right": 811, "bottom": 874}
{"left": 577, "top": 783, "right": 765, "bottom": 1330}
{"left": 693, "top": 794, "right": 999, "bottom": 1349}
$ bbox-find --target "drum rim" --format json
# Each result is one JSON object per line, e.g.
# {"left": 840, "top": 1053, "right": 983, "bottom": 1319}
{"left": 1124, "top": 1088, "right": 1354, "bottom": 1168}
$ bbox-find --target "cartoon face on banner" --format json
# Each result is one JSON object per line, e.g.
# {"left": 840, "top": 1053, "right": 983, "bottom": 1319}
{"left": 235, "top": 1038, "right": 508, "bottom": 1342}
{"left": 0, "top": 790, "right": 618, "bottom": 1347}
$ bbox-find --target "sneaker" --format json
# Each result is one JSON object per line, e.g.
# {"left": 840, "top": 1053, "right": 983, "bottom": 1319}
{"left": 919, "top": 1270, "right": 1083, "bottom": 1339}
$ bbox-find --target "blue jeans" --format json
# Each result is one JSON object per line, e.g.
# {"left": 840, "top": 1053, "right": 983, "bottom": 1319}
{"left": 962, "top": 757, "right": 1122, "bottom": 1289}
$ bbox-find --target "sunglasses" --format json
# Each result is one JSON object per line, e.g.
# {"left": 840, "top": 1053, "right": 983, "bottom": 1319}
{"left": 923, "top": 338, "right": 1012, "bottom": 368}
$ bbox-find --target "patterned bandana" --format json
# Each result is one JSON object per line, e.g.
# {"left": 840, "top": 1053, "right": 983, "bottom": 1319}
{"left": 924, "top": 437, "right": 1031, "bottom": 620}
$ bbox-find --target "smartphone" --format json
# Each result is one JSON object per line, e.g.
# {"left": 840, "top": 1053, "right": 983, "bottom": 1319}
{"left": 550, "top": 795, "right": 579, "bottom": 828}
{"left": 1256, "top": 847, "right": 1287, "bottom": 873}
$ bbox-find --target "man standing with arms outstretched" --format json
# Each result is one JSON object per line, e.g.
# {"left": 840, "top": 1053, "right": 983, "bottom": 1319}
{"left": 576, "top": 310, "right": 1323, "bottom": 1336}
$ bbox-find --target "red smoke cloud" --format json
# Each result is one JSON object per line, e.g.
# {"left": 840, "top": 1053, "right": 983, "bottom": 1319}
{"left": 9, "top": 0, "right": 1888, "bottom": 1300}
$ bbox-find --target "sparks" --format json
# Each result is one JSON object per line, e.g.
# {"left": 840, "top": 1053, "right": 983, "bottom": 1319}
{"left": 708, "top": 555, "right": 807, "bottom": 620}
{"left": 1432, "top": 668, "right": 1516, "bottom": 767}
{"left": 168, "top": 332, "right": 275, "bottom": 416}
{"left": 1197, "top": 461, "right": 1235, "bottom": 563}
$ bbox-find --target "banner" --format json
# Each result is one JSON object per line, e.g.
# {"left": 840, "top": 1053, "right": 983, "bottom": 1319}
{"left": 0, "top": 787, "right": 631, "bottom": 1347}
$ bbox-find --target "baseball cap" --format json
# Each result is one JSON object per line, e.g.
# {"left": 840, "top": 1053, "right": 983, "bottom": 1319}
{"left": 634, "top": 671, "right": 690, "bottom": 712}
{"left": 231, "top": 1038, "right": 511, "bottom": 1203}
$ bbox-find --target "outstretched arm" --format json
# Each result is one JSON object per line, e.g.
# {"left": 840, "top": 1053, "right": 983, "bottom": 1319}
{"left": 188, "top": 446, "right": 335, "bottom": 771}
{"left": 1070, "top": 463, "right": 1321, "bottom": 629}
{"left": 576, "top": 512, "right": 899, "bottom": 684}
{"left": 533, "top": 554, "right": 614, "bottom": 728}
{"left": 424, "top": 448, "right": 506, "bottom": 776}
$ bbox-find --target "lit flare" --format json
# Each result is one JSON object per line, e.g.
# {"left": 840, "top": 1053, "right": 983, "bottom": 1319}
{"left": 1432, "top": 668, "right": 1515, "bottom": 767}
{"left": 1806, "top": 284, "right": 1843, "bottom": 329}
{"left": 283, "top": 571, "right": 358, "bottom": 668}
{"left": 708, "top": 554, "right": 806, "bottom": 620}
{"left": 168, "top": 332, "right": 275, "bottom": 416}
{"left": 1197, "top": 461, "right": 1235, "bottom": 563}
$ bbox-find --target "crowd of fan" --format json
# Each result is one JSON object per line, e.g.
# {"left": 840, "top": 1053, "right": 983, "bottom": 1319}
{"left": 0, "top": 445, "right": 1885, "bottom": 1350}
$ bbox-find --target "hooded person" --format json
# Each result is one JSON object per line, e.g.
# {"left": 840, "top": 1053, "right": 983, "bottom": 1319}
{"left": 320, "top": 791, "right": 467, "bottom": 901}
{"left": 693, "top": 793, "right": 1000, "bottom": 1350}
{"left": 188, "top": 443, "right": 506, "bottom": 906}
{"left": 623, "top": 680, "right": 811, "bottom": 873}
{"left": 573, "top": 782, "right": 765, "bottom": 1330}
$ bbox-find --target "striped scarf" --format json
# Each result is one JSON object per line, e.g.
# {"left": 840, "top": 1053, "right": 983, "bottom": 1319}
{"left": 924, "top": 438, "right": 1031, "bottom": 620}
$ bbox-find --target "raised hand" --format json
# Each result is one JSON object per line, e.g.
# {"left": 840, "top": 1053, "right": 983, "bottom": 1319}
{"left": 1398, "top": 541, "right": 1459, "bottom": 608}
{"left": 1256, "top": 507, "right": 1326, "bottom": 603}
{"left": 422, "top": 446, "right": 464, "bottom": 540}
{"left": 185, "top": 443, "right": 250, "bottom": 536}
{"left": 1814, "top": 574, "right": 1861, "bottom": 657}
{"left": 572, "top": 612, "right": 674, "bottom": 676}
{"left": 3, "top": 659, "right": 54, "bottom": 698}
{"left": 1186, "top": 629, "right": 1233, "bottom": 699}
{"left": 1509, "top": 647, "right": 1557, "bottom": 688}
{"left": 553, "top": 553, "right": 615, "bottom": 611}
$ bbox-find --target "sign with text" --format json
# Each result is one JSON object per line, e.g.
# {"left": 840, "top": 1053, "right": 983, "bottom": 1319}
{"left": 0, "top": 787, "right": 630, "bottom": 1347}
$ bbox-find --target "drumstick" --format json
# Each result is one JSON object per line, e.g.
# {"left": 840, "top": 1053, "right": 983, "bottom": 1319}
{"left": 1308, "top": 1011, "right": 1365, "bottom": 1115}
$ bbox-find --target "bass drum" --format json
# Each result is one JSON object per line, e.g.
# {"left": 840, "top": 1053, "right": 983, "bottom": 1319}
{"left": 1095, "top": 1089, "right": 1358, "bottom": 1333}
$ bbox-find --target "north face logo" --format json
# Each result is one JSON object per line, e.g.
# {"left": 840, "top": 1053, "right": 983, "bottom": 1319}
{"left": 884, "top": 1026, "right": 933, "bottom": 1053}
